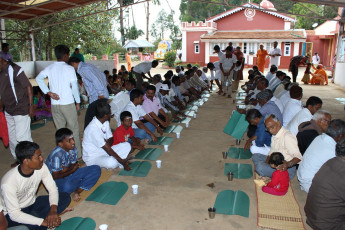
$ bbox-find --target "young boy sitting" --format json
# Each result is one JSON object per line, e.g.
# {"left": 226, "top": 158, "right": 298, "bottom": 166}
{"left": 1, "top": 141, "right": 71, "bottom": 230}
{"left": 45, "top": 128, "right": 101, "bottom": 202}
{"left": 112, "top": 111, "right": 145, "bottom": 151}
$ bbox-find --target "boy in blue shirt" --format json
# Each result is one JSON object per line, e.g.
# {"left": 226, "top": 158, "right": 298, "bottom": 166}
{"left": 45, "top": 128, "right": 101, "bottom": 202}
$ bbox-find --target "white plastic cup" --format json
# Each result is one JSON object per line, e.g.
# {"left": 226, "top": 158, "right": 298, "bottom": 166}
{"left": 132, "top": 185, "right": 138, "bottom": 195}
{"left": 185, "top": 122, "right": 189, "bottom": 128}
{"left": 176, "top": 133, "right": 181, "bottom": 139}
{"left": 164, "top": 145, "right": 169, "bottom": 152}
{"left": 193, "top": 113, "right": 197, "bottom": 118}
{"left": 156, "top": 160, "right": 162, "bottom": 168}
{"left": 99, "top": 224, "right": 108, "bottom": 230}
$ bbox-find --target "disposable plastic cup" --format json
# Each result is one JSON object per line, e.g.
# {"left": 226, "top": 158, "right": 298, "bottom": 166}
{"left": 185, "top": 123, "right": 189, "bottom": 128}
{"left": 193, "top": 113, "right": 197, "bottom": 118}
{"left": 164, "top": 145, "right": 169, "bottom": 152}
{"left": 156, "top": 160, "right": 162, "bottom": 168}
{"left": 99, "top": 224, "right": 108, "bottom": 230}
{"left": 132, "top": 185, "right": 138, "bottom": 194}
{"left": 176, "top": 133, "right": 180, "bottom": 139}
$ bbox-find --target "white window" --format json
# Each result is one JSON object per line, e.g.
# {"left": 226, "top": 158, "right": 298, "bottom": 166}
{"left": 249, "top": 43, "right": 256, "bottom": 54}
{"left": 243, "top": 43, "right": 247, "bottom": 54}
{"left": 195, "top": 44, "right": 200, "bottom": 54}
{"left": 284, "top": 42, "right": 291, "bottom": 56}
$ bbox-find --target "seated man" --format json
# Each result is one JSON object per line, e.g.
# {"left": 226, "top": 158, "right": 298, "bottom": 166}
{"left": 152, "top": 74, "right": 162, "bottom": 93}
{"left": 125, "top": 78, "right": 136, "bottom": 95}
{"left": 256, "top": 90, "right": 283, "bottom": 124}
{"left": 83, "top": 101, "right": 132, "bottom": 170}
{"left": 253, "top": 114, "right": 302, "bottom": 179}
{"left": 156, "top": 84, "right": 181, "bottom": 117}
{"left": 112, "top": 111, "right": 144, "bottom": 151}
{"left": 178, "top": 76, "right": 194, "bottom": 99}
{"left": 1, "top": 197, "right": 29, "bottom": 230}
{"left": 297, "top": 110, "right": 331, "bottom": 155}
{"left": 282, "top": 85, "right": 303, "bottom": 126}
{"left": 1, "top": 141, "right": 71, "bottom": 230}
{"left": 286, "top": 96, "right": 323, "bottom": 135}
{"left": 244, "top": 109, "right": 271, "bottom": 156}
{"left": 265, "top": 65, "right": 277, "bottom": 82}
{"left": 45, "top": 128, "right": 101, "bottom": 202}
{"left": 142, "top": 85, "right": 170, "bottom": 128}
{"left": 207, "top": 61, "right": 222, "bottom": 94}
{"left": 171, "top": 76, "right": 189, "bottom": 105}
{"left": 245, "top": 77, "right": 268, "bottom": 105}
{"left": 193, "top": 70, "right": 209, "bottom": 91}
{"left": 297, "top": 119, "right": 345, "bottom": 193}
{"left": 122, "top": 89, "right": 162, "bottom": 143}
{"left": 304, "top": 138, "right": 345, "bottom": 230}
{"left": 310, "top": 64, "right": 328, "bottom": 85}
{"left": 268, "top": 71, "right": 286, "bottom": 91}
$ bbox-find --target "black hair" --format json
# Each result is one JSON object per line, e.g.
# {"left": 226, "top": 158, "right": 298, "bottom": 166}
{"left": 172, "top": 76, "right": 180, "bottom": 84}
{"left": 214, "top": 45, "right": 220, "bottom": 51}
{"left": 163, "top": 80, "right": 171, "bottom": 88}
{"left": 225, "top": 46, "right": 232, "bottom": 51}
{"left": 268, "top": 152, "right": 285, "bottom": 166}
{"left": 270, "top": 65, "right": 277, "bottom": 72}
{"left": 306, "top": 96, "right": 322, "bottom": 107}
{"left": 120, "top": 111, "right": 132, "bottom": 121}
{"left": 75, "top": 48, "right": 79, "bottom": 52}
{"left": 253, "top": 66, "right": 258, "bottom": 71}
{"left": 259, "top": 78, "right": 269, "bottom": 87}
{"left": 248, "top": 74, "right": 255, "bottom": 80}
{"left": 236, "top": 60, "right": 242, "bottom": 65}
{"left": 126, "top": 77, "right": 136, "bottom": 87}
{"left": 181, "top": 66, "right": 184, "bottom": 71}
{"left": 130, "top": 89, "right": 144, "bottom": 102}
{"left": 2, "top": 43, "right": 9, "bottom": 50}
{"left": 289, "top": 85, "right": 303, "bottom": 99}
{"left": 33, "top": 86, "right": 43, "bottom": 96}
{"left": 121, "top": 65, "right": 126, "bottom": 69}
{"left": 276, "top": 71, "right": 286, "bottom": 77}
{"left": 54, "top": 45, "right": 70, "bottom": 60}
{"left": 104, "top": 70, "right": 110, "bottom": 74}
{"left": 326, "top": 119, "right": 345, "bottom": 139}
{"left": 167, "top": 70, "right": 173, "bottom": 76}
{"left": 187, "top": 64, "right": 192, "bottom": 68}
{"left": 124, "top": 71, "right": 128, "bottom": 75}
{"left": 152, "top": 60, "right": 159, "bottom": 66}
{"left": 207, "top": 62, "right": 214, "bottom": 69}
{"left": 146, "top": 85, "right": 156, "bottom": 92}
{"left": 113, "top": 68, "right": 117, "bottom": 72}
{"left": 15, "top": 141, "right": 40, "bottom": 164}
{"left": 55, "top": 128, "right": 73, "bottom": 145}
{"left": 95, "top": 101, "right": 111, "bottom": 119}
{"left": 164, "top": 72, "right": 172, "bottom": 80}
{"left": 245, "top": 109, "right": 262, "bottom": 122}
{"left": 68, "top": 56, "right": 81, "bottom": 64}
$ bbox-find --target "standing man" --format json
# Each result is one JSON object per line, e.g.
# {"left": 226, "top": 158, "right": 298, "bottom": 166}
{"left": 256, "top": 44, "right": 268, "bottom": 74}
{"left": 36, "top": 45, "right": 82, "bottom": 158}
{"left": 70, "top": 48, "right": 84, "bottom": 62}
{"left": 288, "top": 55, "right": 308, "bottom": 83}
{"left": 312, "top": 52, "right": 320, "bottom": 67}
{"left": 0, "top": 58, "right": 34, "bottom": 167}
{"left": 0, "top": 43, "right": 13, "bottom": 62}
{"left": 233, "top": 46, "right": 245, "bottom": 92}
{"left": 68, "top": 57, "right": 109, "bottom": 129}
{"left": 126, "top": 52, "right": 132, "bottom": 72}
{"left": 133, "top": 60, "right": 158, "bottom": 90}
{"left": 269, "top": 41, "right": 281, "bottom": 68}
{"left": 220, "top": 46, "right": 237, "bottom": 98}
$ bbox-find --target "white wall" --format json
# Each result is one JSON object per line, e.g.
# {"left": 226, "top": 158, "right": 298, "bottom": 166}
{"left": 16, "top": 61, "right": 35, "bottom": 78}
{"left": 335, "top": 62, "right": 345, "bottom": 87}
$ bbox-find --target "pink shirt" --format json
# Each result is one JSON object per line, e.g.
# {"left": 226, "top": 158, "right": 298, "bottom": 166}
{"left": 142, "top": 94, "right": 162, "bottom": 116}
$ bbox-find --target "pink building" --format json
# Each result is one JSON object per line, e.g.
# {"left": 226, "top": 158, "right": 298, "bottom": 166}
{"left": 181, "top": 1, "right": 307, "bottom": 69}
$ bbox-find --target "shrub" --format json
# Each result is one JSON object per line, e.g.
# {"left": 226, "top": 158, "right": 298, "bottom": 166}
{"left": 165, "top": 51, "right": 177, "bottom": 67}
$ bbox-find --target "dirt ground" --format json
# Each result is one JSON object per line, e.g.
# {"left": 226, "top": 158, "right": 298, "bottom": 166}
{"left": 1, "top": 63, "right": 345, "bottom": 229}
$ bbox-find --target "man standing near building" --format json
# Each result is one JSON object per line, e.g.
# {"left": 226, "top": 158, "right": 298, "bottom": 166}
{"left": 288, "top": 55, "right": 308, "bottom": 83}
{"left": 312, "top": 52, "right": 320, "bottom": 67}
{"left": 126, "top": 52, "right": 132, "bottom": 71}
{"left": 68, "top": 57, "right": 109, "bottom": 129}
{"left": 133, "top": 60, "right": 158, "bottom": 90}
{"left": 36, "top": 45, "right": 82, "bottom": 158}
{"left": 0, "top": 43, "right": 13, "bottom": 62}
{"left": 70, "top": 48, "right": 85, "bottom": 62}
{"left": 256, "top": 44, "right": 268, "bottom": 74}
{"left": 269, "top": 41, "right": 281, "bottom": 68}
{"left": 220, "top": 46, "right": 237, "bottom": 98}
{"left": 0, "top": 58, "right": 34, "bottom": 167}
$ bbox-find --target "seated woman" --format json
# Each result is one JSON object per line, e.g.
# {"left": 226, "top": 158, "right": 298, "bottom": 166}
{"left": 310, "top": 64, "right": 328, "bottom": 85}
{"left": 33, "top": 86, "right": 52, "bottom": 120}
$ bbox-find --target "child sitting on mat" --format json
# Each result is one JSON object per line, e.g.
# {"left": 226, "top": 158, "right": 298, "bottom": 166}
{"left": 113, "top": 111, "right": 145, "bottom": 151}
{"left": 262, "top": 152, "right": 289, "bottom": 196}
{"left": 45, "top": 128, "right": 101, "bottom": 202}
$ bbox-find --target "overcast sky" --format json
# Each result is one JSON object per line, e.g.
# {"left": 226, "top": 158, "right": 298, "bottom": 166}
{"left": 113, "top": 0, "right": 181, "bottom": 42}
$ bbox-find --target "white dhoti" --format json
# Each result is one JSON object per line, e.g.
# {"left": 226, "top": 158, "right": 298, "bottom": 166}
{"left": 221, "top": 69, "right": 233, "bottom": 95}
{"left": 250, "top": 141, "right": 270, "bottom": 156}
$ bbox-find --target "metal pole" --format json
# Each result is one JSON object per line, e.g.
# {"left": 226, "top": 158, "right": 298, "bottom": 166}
{"left": 0, "top": 19, "right": 5, "bottom": 43}
{"left": 334, "top": 8, "right": 344, "bottom": 83}
{"left": 30, "top": 32, "right": 36, "bottom": 61}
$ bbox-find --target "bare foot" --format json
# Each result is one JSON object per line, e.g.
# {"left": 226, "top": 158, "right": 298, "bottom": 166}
{"left": 60, "top": 208, "right": 74, "bottom": 215}
{"left": 71, "top": 192, "right": 81, "bottom": 202}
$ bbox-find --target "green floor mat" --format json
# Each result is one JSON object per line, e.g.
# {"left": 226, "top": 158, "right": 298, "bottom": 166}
{"left": 119, "top": 161, "right": 152, "bottom": 177}
{"left": 134, "top": 148, "right": 162, "bottom": 161}
{"left": 214, "top": 190, "right": 250, "bottom": 218}
{"left": 56, "top": 217, "right": 96, "bottom": 230}
{"left": 224, "top": 163, "right": 253, "bottom": 179}
{"left": 30, "top": 122, "right": 46, "bottom": 130}
{"left": 85, "top": 181, "right": 128, "bottom": 205}
{"left": 228, "top": 147, "right": 252, "bottom": 159}
{"left": 149, "top": 136, "right": 174, "bottom": 146}
{"left": 223, "top": 110, "right": 249, "bottom": 140}
{"left": 184, "top": 111, "right": 196, "bottom": 117}
{"left": 163, "top": 125, "right": 183, "bottom": 134}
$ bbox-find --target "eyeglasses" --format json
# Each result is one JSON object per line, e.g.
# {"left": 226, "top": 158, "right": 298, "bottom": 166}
{"left": 321, "top": 118, "right": 331, "bottom": 123}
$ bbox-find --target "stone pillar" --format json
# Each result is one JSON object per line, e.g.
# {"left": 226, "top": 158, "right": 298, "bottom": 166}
{"left": 102, "top": 54, "right": 108, "bottom": 60}
{"left": 113, "top": 53, "right": 119, "bottom": 69}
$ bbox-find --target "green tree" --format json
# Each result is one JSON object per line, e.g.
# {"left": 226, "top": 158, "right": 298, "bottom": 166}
{"left": 124, "top": 25, "right": 144, "bottom": 40}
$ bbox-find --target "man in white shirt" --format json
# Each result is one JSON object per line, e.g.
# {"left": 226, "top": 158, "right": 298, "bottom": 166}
{"left": 312, "top": 52, "right": 320, "bottom": 66}
{"left": 1, "top": 141, "right": 71, "bottom": 229}
{"left": 133, "top": 60, "right": 158, "bottom": 90}
{"left": 207, "top": 62, "right": 222, "bottom": 94}
{"left": 82, "top": 101, "right": 132, "bottom": 170}
{"left": 297, "top": 119, "right": 345, "bottom": 193}
{"left": 122, "top": 89, "right": 162, "bottom": 143}
{"left": 268, "top": 41, "right": 281, "bottom": 68}
{"left": 265, "top": 65, "right": 277, "bottom": 83}
{"left": 287, "top": 96, "right": 323, "bottom": 135}
{"left": 220, "top": 46, "right": 237, "bottom": 98}
{"left": 283, "top": 85, "right": 303, "bottom": 126}
{"left": 36, "top": 45, "right": 82, "bottom": 158}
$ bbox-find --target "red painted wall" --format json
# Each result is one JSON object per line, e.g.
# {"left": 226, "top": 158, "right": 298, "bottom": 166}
{"left": 186, "top": 31, "right": 207, "bottom": 65}
{"left": 306, "top": 35, "right": 336, "bottom": 67}
{"left": 216, "top": 10, "right": 285, "bottom": 31}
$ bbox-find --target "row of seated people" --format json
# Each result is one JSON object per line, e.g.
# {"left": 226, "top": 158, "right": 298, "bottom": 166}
{"left": 236, "top": 67, "right": 344, "bottom": 230}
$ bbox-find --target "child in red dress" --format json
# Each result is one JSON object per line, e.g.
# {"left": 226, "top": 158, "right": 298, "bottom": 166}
{"left": 262, "top": 152, "right": 289, "bottom": 196}
{"left": 112, "top": 111, "right": 144, "bottom": 151}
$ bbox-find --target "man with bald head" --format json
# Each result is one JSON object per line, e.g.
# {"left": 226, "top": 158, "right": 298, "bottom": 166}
{"left": 253, "top": 114, "right": 302, "bottom": 179}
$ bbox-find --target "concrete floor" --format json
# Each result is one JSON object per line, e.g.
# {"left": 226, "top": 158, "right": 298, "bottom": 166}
{"left": 1, "top": 65, "right": 345, "bottom": 229}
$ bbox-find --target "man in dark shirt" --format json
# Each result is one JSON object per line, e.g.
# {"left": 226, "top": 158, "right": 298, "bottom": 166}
{"left": 305, "top": 138, "right": 345, "bottom": 230}
{"left": 0, "top": 58, "right": 34, "bottom": 167}
{"left": 297, "top": 110, "right": 331, "bottom": 155}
